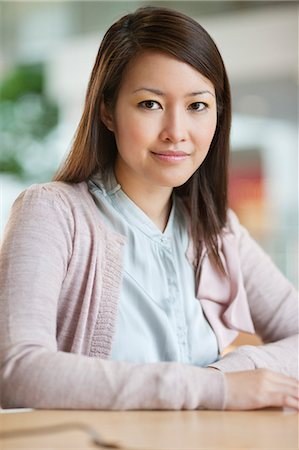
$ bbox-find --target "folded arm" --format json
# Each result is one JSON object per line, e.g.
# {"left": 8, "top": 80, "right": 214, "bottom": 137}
{"left": 210, "top": 214, "right": 298, "bottom": 376}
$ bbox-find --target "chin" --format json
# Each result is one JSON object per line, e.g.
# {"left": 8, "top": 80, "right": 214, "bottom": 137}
{"left": 157, "top": 174, "right": 193, "bottom": 188}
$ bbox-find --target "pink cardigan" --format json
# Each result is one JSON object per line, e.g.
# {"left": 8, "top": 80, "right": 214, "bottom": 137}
{"left": 0, "top": 181, "right": 298, "bottom": 410}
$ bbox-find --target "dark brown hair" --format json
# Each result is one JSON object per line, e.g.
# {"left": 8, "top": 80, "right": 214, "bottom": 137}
{"left": 53, "top": 6, "right": 231, "bottom": 271}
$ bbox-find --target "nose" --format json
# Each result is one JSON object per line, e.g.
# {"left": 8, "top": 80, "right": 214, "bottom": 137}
{"left": 159, "top": 108, "right": 187, "bottom": 144}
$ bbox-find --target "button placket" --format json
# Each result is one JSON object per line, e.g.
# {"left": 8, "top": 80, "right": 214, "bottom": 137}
{"left": 161, "top": 241, "right": 190, "bottom": 364}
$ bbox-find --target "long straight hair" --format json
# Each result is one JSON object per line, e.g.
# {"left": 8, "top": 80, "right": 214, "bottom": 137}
{"left": 53, "top": 6, "right": 232, "bottom": 272}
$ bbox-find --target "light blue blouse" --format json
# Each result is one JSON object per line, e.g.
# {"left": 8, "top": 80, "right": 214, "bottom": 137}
{"left": 88, "top": 172, "right": 219, "bottom": 367}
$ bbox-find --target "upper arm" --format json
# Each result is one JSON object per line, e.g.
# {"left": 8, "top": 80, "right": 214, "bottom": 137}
{"left": 0, "top": 184, "right": 73, "bottom": 349}
{"left": 235, "top": 217, "right": 298, "bottom": 343}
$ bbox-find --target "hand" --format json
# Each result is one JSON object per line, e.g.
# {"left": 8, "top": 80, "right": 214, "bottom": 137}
{"left": 224, "top": 369, "right": 299, "bottom": 410}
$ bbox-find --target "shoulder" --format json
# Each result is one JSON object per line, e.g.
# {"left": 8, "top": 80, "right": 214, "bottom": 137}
{"left": 8, "top": 181, "right": 99, "bottom": 238}
{"left": 225, "top": 208, "right": 241, "bottom": 232}
{"left": 12, "top": 181, "right": 125, "bottom": 244}
{"left": 224, "top": 209, "right": 248, "bottom": 239}
{"left": 16, "top": 181, "right": 89, "bottom": 209}
{"left": 223, "top": 209, "right": 270, "bottom": 271}
{"left": 13, "top": 181, "right": 98, "bottom": 222}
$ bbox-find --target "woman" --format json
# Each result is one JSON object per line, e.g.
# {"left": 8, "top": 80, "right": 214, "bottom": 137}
{"left": 0, "top": 6, "right": 298, "bottom": 411}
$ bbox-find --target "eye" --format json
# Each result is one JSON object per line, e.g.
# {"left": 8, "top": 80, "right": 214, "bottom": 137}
{"left": 138, "top": 100, "right": 161, "bottom": 110}
{"left": 188, "top": 102, "right": 207, "bottom": 111}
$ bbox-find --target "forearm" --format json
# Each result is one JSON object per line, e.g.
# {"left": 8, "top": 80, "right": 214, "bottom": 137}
{"left": 209, "top": 335, "right": 299, "bottom": 378}
{"left": 1, "top": 345, "right": 226, "bottom": 411}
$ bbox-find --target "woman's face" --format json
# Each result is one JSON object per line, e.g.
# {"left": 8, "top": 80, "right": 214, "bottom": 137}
{"left": 101, "top": 50, "right": 217, "bottom": 194}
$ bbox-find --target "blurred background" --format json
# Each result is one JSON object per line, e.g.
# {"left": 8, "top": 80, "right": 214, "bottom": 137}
{"left": 0, "top": 1, "right": 298, "bottom": 287}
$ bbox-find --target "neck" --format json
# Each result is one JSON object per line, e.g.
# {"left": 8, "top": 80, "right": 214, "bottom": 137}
{"left": 113, "top": 169, "right": 172, "bottom": 232}
{"left": 140, "top": 192, "right": 172, "bottom": 232}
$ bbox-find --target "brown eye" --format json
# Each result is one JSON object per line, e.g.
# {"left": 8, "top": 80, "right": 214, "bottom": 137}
{"left": 188, "top": 102, "right": 207, "bottom": 111}
{"left": 139, "top": 100, "right": 161, "bottom": 110}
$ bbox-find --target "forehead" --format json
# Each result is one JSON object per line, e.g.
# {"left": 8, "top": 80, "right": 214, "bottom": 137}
{"left": 119, "top": 50, "right": 215, "bottom": 94}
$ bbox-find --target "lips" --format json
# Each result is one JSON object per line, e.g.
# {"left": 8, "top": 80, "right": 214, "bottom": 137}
{"left": 152, "top": 151, "right": 189, "bottom": 156}
{"left": 150, "top": 150, "right": 190, "bottom": 162}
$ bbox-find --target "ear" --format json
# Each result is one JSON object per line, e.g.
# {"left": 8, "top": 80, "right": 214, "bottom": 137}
{"left": 100, "top": 98, "right": 114, "bottom": 132}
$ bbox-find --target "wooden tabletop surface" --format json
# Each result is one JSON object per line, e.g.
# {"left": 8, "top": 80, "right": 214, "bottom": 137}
{"left": 0, "top": 408, "right": 298, "bottom": 449}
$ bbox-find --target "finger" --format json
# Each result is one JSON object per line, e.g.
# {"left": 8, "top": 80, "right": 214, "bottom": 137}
{"left": 274, "top": 381, "right": 299, "bottom": 398}
{"left": 269, "top": 391, "right": 299, "bottom": 409}
{"left": 270, "top": 372, "right": 299, "bottom": 387}
{"left": 265, "top": 372, "right": 299, "bottom": 394}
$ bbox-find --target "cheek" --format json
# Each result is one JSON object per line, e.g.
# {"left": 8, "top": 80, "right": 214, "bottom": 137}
{"left": 202, "top": 115, "right": 217, "bottom": 145}
{"left": 114, "top": 114, "right": 153, "bottom": 150}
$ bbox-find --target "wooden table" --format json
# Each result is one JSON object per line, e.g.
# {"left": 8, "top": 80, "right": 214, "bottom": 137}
{"left": 0, "top": 409, "right": 298, "bottom": 449}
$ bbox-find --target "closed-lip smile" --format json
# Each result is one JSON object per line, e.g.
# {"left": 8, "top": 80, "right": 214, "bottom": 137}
{"left": 152, "top": 150, "right": 189, "bottom": 156}
{"left": 150, "top": 150, "right": 190, "bottom": 162}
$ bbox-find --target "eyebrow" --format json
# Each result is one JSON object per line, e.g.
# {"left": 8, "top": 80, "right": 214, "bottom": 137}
{"left": 132, "top": 87, "right": 215, "bottom": 97}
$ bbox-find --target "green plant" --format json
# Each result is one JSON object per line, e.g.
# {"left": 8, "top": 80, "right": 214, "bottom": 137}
{"left": 0, "top": 63, "right": 59, "bottom": 181}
